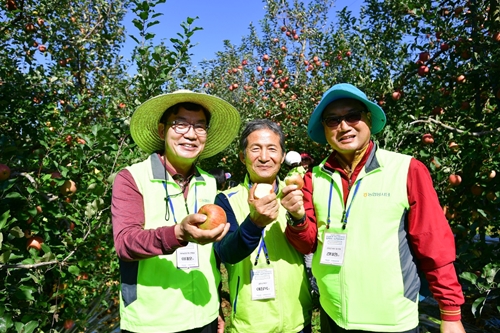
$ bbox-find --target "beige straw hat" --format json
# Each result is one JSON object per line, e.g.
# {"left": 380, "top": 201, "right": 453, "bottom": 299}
{"left": 130, "top": 90, "right": 241, "bottom": 159}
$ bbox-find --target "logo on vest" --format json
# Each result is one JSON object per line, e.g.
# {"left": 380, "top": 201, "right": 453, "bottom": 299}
{"left": 363, "top": 192, "right": 391, "bottom": 197}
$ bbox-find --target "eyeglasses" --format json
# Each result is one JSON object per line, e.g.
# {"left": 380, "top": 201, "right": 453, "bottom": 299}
{"left": 322, "top": 110, "right": 364, "bottom": 128}
{"left": 166, "top": 120, "right": 209, "bottom": 136}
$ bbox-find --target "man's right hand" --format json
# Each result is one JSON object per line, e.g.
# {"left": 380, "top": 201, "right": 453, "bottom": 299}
{"left": 247, "top": 184, "right": 279, "bottom": 228}
{"left": 175, "top": 213, "right": 230, "bottom": 245}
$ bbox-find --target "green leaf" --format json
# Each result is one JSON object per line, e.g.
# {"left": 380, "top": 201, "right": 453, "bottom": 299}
{"left": 5, "top": 192, "right": 22, "bottom": 199}
{"left": 471, "top": 296, "right": 485, "bottom": 317}
{"left": 14, "top": 285, "right": 35, "bottom": 301}
{"left": 0, "top": 210, "right": 9, "bottom": 230}
{"left": 9, "top": 226, "right": 24, "bottom": 238}
{"left": 21, "top": 321, "right": 38, "bottom": 333}
{"left": 459, "top": 271, "right": 478, "bottom": 285}
{"left": 0, "top": 251, "right": 11, "bottom": 264}
{"left": 0, "top": 312, "right": 13, "bottom": 332}
{"left": 68, "top": 265, "right": 80, "bottom": 276}
{"left": 131, "top": 18, "right": 143, "bottom": 31}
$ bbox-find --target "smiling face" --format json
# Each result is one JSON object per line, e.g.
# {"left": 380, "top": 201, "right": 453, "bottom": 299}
{"left": 240, "top": 129, "right": 285, "bottom": 185}
{"left": 322, "top": 98, "right": 372, "bottom": 163}
{"left": 158, "top": 106, "right": 208, "bottom": 174}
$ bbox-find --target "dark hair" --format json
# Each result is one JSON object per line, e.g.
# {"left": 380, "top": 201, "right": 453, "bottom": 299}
{"left": 239, "top": 119, "right": 285, "bottom": 158}
{"left": 160, "top": 102, "right": 211, "bottom": 125}
{"left": 208, "top": 168, "right": 227, "bottom": 191}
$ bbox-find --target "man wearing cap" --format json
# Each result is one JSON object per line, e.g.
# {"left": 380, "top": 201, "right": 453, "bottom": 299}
{"left": 284, "top": 83, "right": 466, "bottom": 333}
{"left": 213, "top": 119, "right": 313, "bottom": 333}
{"left": 112, "top": 90, "right": 240, "bottom": 333}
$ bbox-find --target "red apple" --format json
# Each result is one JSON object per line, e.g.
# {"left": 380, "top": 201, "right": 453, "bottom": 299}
{"left": 422, "top": 134, "right": 434, "bottom": 144}
{"left": 26, "top": 235, "right": 44, "bottom": 251}
{"left": 0, "top": 164, "right": 11, "bottom": 181}
{"left": 432, "top": 106, "right": 444, "bottom": 115}
{"left": 197, "top": 204, "right": 227, "bottom": 230}
{"left": 262, "top": 54, "right": 270, "bottom": 61}
{"left": 346, "top": 51, "right": 352, "bottom": 57}
{"left": 440, "top": 43, "right": 450, "bottom": 51}
{"left": 492, "top": 32, "right": 500, "bottom": 42}
{"left": 59, "top": 180, "right": 77, "bottom": 196}
{"left": 392, "top": 91, "right": 402, "bottom": 100}
{"left": 63, "top": 319, "right": 75, "bottom": 330}
{"left": 38, "top": 45, "right": 47, "bottom": 52}
{"left": 449, "top": 174, "right": 462, "bottom": 187}
{"left": 417, "top": 65, "right": 429, "bottom": 77}
{"left": 448, "top": 142, "right": 459, "bottom": 152}
{"left": 419, "top": 51, "right": 430, "bottom": 62}
{"left": 285, "top": 174, "right": 304, "bottom": 189}
{"left": 253, "top": 183, "right": 274, "bottom": 199}
{"left": 456, "top": 75, "right": 466, "bottom": 83}
{"left": 471, "top": 184, "right": 483, "bottom": 196}
{"left": 488, "top": 170, "right": 496, "bottom": 179}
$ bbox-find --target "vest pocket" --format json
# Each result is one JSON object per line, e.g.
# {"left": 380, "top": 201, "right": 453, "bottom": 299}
{"left": 122, "top": 283, "right": 137, "bottom": 307}
{"left": 120, "top": 260, "right": 138, "bottom": 307}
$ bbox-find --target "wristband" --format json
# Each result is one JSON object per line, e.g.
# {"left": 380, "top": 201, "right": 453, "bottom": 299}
{"left": 286, "top": 213, "right": 306, "bottom": 227}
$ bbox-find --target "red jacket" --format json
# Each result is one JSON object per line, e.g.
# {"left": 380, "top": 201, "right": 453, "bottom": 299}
{"left": 285, "top": 142, "right": 464, "bottom": 321}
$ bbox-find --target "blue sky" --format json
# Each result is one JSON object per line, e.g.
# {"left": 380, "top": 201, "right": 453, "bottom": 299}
{"left": 121, "top": 0, "right": 362, "bottom": 68}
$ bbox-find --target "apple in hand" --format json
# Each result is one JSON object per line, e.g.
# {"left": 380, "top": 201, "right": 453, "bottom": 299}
{"left": 253, "top": 183, "right": 274, "bottom": 199}
{"left": 285, "top": 173, "right": 304, "bottom": 189}
{"left": 197, "top": 204, "right": 227, "bottom": 230}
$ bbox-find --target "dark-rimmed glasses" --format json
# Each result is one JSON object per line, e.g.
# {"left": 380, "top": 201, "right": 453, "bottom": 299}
{"left": 166, "top": 120, "right": 209, "bottom": 136}
{"left": 322, "top": 110, "right": 364, "bottom": 129}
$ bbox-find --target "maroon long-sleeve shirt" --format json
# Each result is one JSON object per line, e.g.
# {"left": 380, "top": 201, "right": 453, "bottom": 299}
{"left": 285, "top": 142, "right": 464, "bottom": 321}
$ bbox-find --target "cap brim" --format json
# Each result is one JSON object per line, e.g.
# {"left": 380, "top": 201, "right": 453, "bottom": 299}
{"left": 307, "top": 84, "right": 386, "bottom": 144}
{"left": 130, "top": 91, "right": 241, "bottom": 159}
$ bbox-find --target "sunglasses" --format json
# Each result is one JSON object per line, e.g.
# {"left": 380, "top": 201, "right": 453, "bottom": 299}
{"left": 322, "top": 110, "right": 364, "bottom": 128}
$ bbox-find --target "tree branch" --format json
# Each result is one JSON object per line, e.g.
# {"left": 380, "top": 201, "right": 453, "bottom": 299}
{"left": 409, "top": 118, "right": 500, "bottom": 137}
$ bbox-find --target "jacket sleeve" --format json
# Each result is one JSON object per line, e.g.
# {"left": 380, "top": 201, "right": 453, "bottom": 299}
{"left": 111, "top": 169, "right": 185, "bottom": 261}
{"left": 213, "top": 192, "right": 264, "bottom": 264}
{"left": 285, "top": 170, "right": 318, "bottom": 254}
{"left": 406, "top": 158, "right": 465, "bottom": 321}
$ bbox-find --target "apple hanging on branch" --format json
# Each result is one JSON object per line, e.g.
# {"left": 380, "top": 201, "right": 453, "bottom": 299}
{"left": 0, "top": 164, "right": 11, "bottom": 181}
{"left": 197, "top": 204, "right": 227, "bottom": 230}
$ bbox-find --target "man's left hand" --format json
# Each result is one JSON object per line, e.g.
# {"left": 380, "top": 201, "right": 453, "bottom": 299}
{"left": 280, "top": 184, "right": 305, "bottom": 219}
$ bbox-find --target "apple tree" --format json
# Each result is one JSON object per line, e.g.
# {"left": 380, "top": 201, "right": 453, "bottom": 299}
{"left": 0, "top": 0, "right": 201, "bottom": 331}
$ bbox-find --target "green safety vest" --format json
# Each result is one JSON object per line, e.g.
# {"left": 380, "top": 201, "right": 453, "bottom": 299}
{"left": 119, "top": 154, "right": 220, "bottom": 332}
{"left": 311, "top": 147, "right": 420, "bottom": 332}
{"left": 222, "top": 175, "right": 312, "bottom": 333}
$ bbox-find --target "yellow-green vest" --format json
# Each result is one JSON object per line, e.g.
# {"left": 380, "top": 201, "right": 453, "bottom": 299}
{"left": 312, "top": 147, "right": 419, "bottom": 332}
{"left": 222, "top": 176, "right": 312, "bottom": 333}
{"left": 120, "top": 154, "right": 220, "bottom": 332}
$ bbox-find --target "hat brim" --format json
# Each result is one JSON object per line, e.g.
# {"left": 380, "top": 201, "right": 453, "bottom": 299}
{"left": 130, "top": 91, "right": 241, "bottom": 159}
{"left": 307, "top": 84, "right": 386, "bottom": 144}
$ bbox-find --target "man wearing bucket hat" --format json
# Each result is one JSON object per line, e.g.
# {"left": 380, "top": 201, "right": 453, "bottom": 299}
{"left": 284, "top": 83, "right": 466, "bottom": 333}
{"left": 112, "top": 90, "right": 240, "bottom": 333}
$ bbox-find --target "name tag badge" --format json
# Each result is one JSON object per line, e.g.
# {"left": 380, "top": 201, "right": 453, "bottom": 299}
{"left": 320, "top": 233, "right": 347, "bottom": 266}
{"left": 176, "top": 242, "right": 199, "bottom": 269}
{"left": 250, "top": 268, "right": 276, "bottom": 300}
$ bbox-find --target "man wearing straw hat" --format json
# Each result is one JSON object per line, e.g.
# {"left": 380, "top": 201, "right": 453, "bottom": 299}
{"left": 112, "top": 90, "right": 240, "bottom": 333}
{"left": 284, "top": 83, "right": 465, "bottom": 333}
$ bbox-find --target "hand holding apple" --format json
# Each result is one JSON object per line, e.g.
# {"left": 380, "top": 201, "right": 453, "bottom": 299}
{"left": 248, "top": 183, "right": 279, "bottom": 228}
{"left": 175, "top": 212, "right": 229, "bottom": 245}
{"left": 280, "top": 183, "right": 306, "bottom": 220}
